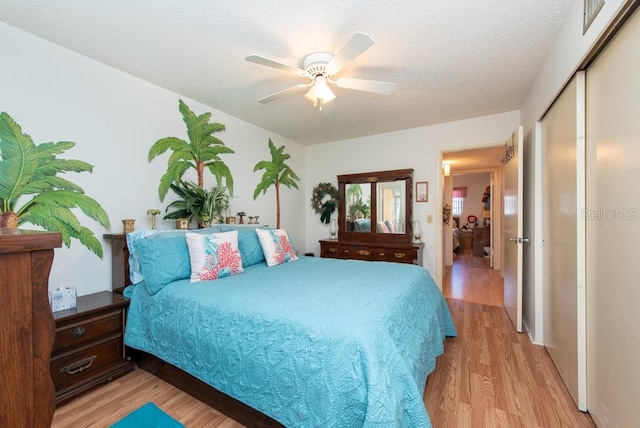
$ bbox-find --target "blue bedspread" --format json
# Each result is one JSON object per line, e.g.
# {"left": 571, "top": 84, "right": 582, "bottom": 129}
{"left": 125, "top": 257, "right": 456, "bottom": 427}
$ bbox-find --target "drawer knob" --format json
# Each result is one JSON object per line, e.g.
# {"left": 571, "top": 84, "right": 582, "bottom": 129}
{"left": 358, "top": 250, "right": 371, "bottom": 256}
{"left": 61, "top": 355, "right": 97, "bottom": 375}
{"left": 329, "top": 247, "right": 338, "bottom": 253}
{"left": 72, "top": 326, "right": 86, "bottom": 338}
{"left": 394, "top": 252, "right": 406, "bottom": 258}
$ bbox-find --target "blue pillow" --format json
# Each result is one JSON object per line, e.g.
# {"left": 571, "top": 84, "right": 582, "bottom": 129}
{"left": 145, "top": 225, "right": 222, "bottom": 240}
{"left": 134, "top": 237, "right": 191, "bottom": 295}
{"left": 220, "top": 224, "right": 266, "bottom": 267}
{"left": 126, "top": 226, "right": 222, "bottom": 284}
{"left": 354, "top": 219, "right": 371, "bottom": 232}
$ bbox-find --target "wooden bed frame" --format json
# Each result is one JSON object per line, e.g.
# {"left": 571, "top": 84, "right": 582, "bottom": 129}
{"left": 104, "top": 234, "right": 283, "bottom": 428}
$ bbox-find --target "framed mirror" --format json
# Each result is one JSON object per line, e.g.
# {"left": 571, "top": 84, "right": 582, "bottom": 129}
{"left": 338, "top": 169, "right": 413, "bottom": 244}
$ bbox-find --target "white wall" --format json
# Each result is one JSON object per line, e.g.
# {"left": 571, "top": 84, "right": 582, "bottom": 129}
{"left": 520, "top": 0, "right": 633, "bottom": 341}
{"left": 452, "top": 173, "right": 490, "bottom": 227}
{"left": 304, "top": 111, "right": 520, "bottom": 280}
{"left": 0, "top": 22, "right": 306, "bottom": 296}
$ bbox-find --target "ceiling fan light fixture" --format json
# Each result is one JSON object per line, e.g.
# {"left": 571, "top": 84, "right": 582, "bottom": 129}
{"left": 304, "top": 75, "right": 336, "bottom": 107}
{"left": 247, "top": 32, "right": 394, "bottom": 105}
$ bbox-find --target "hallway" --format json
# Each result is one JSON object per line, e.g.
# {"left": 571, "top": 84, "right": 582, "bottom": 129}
{"left": 443, "top": 256, "right": 503, "bottom": 307}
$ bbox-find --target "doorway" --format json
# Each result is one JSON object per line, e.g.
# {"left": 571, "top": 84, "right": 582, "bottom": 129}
{"left": 440, "top": 145, "right": 505, "bottom": 307}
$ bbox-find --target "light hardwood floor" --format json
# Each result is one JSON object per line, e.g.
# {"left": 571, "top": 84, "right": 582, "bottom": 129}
{"left": 444, "top": 261, "right": 503, "bottom": 307}
{"left": 52, "top": 267, "right": 595, "bottom": 427}
{"left": 453, "top": 248, "right": 492, "bottom": 269}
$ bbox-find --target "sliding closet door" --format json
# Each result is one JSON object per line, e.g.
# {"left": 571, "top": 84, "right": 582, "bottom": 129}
{"left": 540, "top": 72, "right": 586, "bottom": 410}
{"left": 585, "top": 7, "right": 640, "bottom": 426}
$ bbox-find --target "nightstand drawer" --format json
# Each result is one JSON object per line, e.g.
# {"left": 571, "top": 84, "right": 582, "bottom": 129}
{"left": 50, "top": 336, "right": 125, "bottom": 393}
{"left": 53, "top": 310, "right": 123, "bottom": 354}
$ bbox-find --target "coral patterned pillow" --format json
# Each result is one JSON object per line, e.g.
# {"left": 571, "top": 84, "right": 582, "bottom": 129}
{"left": 185, "top": 231, "right": 244, "bottom": 282}
{"left": 256, "top": 228, "right": 298, "bottom": 267}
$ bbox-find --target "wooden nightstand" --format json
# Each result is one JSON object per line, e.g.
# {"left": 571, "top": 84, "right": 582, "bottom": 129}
{"left": 50, "top": 291, "right": 134, "bottom": 406}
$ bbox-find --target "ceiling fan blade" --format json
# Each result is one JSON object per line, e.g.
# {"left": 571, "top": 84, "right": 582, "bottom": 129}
{"left": 335, "top": 78, "right": 397, "bottom": 95}
{"left": 246, "top": 54, "right": 306, "bottom": 76}
{"left": 257, "top": 83, "right": 311, "bottom": 103}
{"left": 326, "top": 32, "right": 375, "bottom": 76}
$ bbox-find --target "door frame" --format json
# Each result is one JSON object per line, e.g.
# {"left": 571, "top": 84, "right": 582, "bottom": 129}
{"left": 436, "top": 142, "right": 504, "bottom": 287}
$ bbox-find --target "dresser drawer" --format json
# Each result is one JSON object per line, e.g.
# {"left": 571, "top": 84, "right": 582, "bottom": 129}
{"left": 53, "top": 310, "right": 123, "bottom": 354}
{"left": 350, "top": 246, "right": 387, "bottom": 262}
{"left": 382, "top": 248, "right": 414, "bottom": 264}
{"left": 321, "top": 243, "right": 346, "bottom": 258}
{"left": 320, "top": 239, "right": 422, "bottom": 265}
{"left": 50, "top": 336, "right": 125, "bottom": 393}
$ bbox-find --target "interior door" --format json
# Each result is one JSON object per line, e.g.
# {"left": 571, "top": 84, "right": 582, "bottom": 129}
{"left": 503, "top": 126, "right": 524, "bottom": 332}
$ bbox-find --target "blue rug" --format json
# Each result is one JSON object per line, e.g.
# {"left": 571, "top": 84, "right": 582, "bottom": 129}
{"left": 109, "top": 402, "right": 185, "bottom": 428}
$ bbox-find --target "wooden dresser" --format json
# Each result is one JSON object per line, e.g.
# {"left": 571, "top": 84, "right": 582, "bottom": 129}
{"left": 0, "top": 229, "right": 61, "bottom": 428}
{"left": 320, "top": 239, "right": 424, "bottom": 266}
{"left": 472, "top": 226, "right": 491, "bottom": 257}
{"left": 51, "top": 291, "right": 134, "bottom": 406}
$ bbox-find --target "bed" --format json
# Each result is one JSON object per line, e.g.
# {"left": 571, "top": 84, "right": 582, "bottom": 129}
{"left": 121, "top": 226, "right": 456, "bottom": 427}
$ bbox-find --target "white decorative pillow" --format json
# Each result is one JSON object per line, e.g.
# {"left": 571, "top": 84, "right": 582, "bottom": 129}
{"left": 256, "top": 228, "right": 298, "bottom": 267}
{"left": 185, "top": 231, "right": 244, "bottom": 282}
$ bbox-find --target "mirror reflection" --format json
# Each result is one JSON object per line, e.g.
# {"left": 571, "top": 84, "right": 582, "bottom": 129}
{"left": 337, "top": 169, "right": 413, "bottom": 244}
{"left": 377, "top": 181, "right": 406, "bottom": 234}
{"left": 345, "top": 183, "right": 371, "bottom": 232}
{"left": 343, "top": 181, "right": 406, "bottom": 234}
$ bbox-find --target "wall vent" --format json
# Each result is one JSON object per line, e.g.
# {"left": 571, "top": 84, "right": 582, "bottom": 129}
{"left": 584, "top": 0, "right": 605, "bottom": 33}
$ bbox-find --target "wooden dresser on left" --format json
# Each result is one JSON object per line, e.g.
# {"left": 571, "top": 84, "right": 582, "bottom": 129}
{"left": 0, "top": 229, "right": 61, "bottom": 428}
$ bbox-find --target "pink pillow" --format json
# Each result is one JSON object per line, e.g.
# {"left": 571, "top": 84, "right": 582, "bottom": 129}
{"left": 185, "top": 231, "right": 244, "bottom": 282}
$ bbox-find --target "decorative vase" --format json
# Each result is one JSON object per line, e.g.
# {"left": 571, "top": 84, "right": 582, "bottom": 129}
{"left": 329, "top": 219, "right": 337, "bottom": 240}
{"left": 198, "top": 214, "right": 211, "bottom": 228}
{"left": 412, "top": 219, "right": 422, "bottom": 243}
{"left": 122, "top": 219, "right": 135, "bottom": 234}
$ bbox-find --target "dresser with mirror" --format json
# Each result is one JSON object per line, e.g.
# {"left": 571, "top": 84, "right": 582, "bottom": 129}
{"left": 319, "top": 168, "right": 423, "bottom": 266}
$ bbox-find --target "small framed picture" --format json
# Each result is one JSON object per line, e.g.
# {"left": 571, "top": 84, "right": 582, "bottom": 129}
{"left": 176, "top": 218, "right": 189, "bottom": 229}
{"left": 226, "top": 216, "right": 236, "bottom": 224}
{"left": 416, "top": 181, "right": 428, "bottom": 203}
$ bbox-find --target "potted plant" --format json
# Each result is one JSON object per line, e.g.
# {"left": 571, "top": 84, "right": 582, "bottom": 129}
{"left": 348, "top": 198, "right": 370, "bottom": 219}
{"left": 148, "top": 99, "right": 235, "bottom": 202}
{"left": 0, "top": 112, "right": 110, "bottom": 257}
{"left": 163, "top": 181, "right": 230, "bottom": 227}
{"left": 253, "top": 139, "right": 300, "bottom": 229}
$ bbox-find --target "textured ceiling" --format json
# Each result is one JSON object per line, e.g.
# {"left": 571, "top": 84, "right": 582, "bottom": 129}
{"left": 443, "top": 146, "right": 506, "bottom": 173}
{"left": 0, "top": 1, "right": 573, "bottom": 145}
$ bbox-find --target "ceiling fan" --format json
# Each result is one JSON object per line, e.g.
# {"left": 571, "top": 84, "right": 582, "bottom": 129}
{"left": 246, "top": 32, "right": 397, "bottom": 109}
